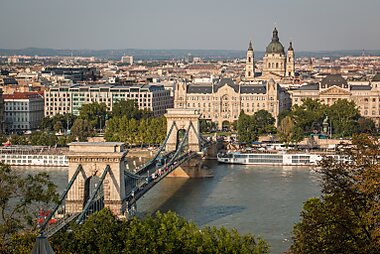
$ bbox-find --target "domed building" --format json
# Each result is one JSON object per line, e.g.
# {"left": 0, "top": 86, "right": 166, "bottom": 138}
{"left": 245, "top": 28, "right": 295, "bottom": 82}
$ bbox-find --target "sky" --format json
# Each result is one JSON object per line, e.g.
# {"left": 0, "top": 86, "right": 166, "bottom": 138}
{"left": 0, "top": 0, "right": 379, "bottom": 51}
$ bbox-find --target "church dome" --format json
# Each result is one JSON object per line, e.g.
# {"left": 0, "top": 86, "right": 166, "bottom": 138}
{"left": 265, "top": 28, "right": 285, "bottom": 55}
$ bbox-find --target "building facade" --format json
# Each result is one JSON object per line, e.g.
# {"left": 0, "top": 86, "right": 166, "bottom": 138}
{"left": 174, "top": 78, "right": 290, "bottom": 128}
{"left": 44, "top": 84, "right": 173, "bottom": 117}
{"left": 3, "top": 92, "right": 44, "bottom": 132}
{"left": 289, "top": 74, "right": 380, "bottom": 125}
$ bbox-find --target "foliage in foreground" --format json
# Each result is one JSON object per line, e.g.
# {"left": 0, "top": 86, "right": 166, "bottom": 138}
{"left": 291, "top": 134, "right": 380, "bottom": 254}
{"left": 49, "top": 209, "right": 269, "bottom": 254}
{"left": 0, "top": 163, "right": 58, "bottom": 254}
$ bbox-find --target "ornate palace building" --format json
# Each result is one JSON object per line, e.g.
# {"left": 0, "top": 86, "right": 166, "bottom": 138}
{"left": 289, "top": 74, "right": 380, "bottom": 125}
{"left": 174, "top": 78, "right": 290, "bottom": 128}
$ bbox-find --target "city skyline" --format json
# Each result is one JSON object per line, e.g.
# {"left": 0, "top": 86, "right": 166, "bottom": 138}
{"left": 1, "top": 0, "right": 380, "bottom": 51}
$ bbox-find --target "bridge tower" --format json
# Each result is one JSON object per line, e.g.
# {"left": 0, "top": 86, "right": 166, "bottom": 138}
{"left": 65, "top": 142, "right": 127, "bottom": 216}
{"left": 165, "top": 108, "right": 201, "bottom": 152}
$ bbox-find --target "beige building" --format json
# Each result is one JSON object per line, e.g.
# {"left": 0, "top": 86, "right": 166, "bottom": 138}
{"left": 44, "top": 84, "right": 173, "bottom": 117}
{"left": 289, "top": 74, "right": 380, "bottom": 124}
{"left": 174, "top": 78, "right": 290, "bottom": 128}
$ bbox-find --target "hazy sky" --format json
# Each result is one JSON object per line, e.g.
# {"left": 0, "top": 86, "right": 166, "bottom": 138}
{"left": 0, "top": 0, "right": 379, "bottom": 51}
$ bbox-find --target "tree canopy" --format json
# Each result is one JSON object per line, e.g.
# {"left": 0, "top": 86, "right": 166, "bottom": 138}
{"left": 237, "top": 110, "right": 276, "bottom": 143}
{"left": 48, "top": 209, "right": 269, "bottom": 254}
{"left": 291, "top": 134, "right": 380, "bottom": 254}
{"left": 0, "top": 163, "right": 58, "bottom": 253}
{"left": 79, "top": 102, "right": 109, "bottom": 130}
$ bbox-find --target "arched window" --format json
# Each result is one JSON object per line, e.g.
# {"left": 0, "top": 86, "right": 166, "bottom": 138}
{"left": 276, "top": 63, "right": 279, "bottom": 68}
{"left": 248, "top": 57, "right": 251, "bottom": 62}
{"left": 248, "top": 71, "right": 251, "bottom": 77}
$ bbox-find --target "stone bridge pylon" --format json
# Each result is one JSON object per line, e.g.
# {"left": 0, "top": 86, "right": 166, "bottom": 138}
{"left": 165, "top": 108, "right": 201, "bottom": 152}
{"left": 65, "top": 142, "right": 127, "bottom": 216}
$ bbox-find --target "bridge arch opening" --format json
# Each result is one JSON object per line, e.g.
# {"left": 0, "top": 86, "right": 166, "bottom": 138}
{"left": 176, "top": 129, "right": 187, "bottom": 150}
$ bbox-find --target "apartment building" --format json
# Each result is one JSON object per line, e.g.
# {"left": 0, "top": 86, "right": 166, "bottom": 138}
{"left": 44, "top": 84, "right": 173, "bottom": 117}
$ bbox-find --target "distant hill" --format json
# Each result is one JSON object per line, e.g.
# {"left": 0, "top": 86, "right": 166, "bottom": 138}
{"left": 0, "top": 48, "right": 379, "bottom": 60}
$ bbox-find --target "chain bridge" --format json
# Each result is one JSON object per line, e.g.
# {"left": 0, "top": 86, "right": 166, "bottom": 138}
{"left": 33, "top": 109, "right": 216, "bottom": 249}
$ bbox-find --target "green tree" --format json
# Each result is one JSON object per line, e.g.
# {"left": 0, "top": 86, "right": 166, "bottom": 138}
{"left": 357, "top": 117, "right": 377, "bottom": 134}
{"left": 53, "top": 121, "right": 63, "bottom": 133}
{"left": 51, "top": 209, "right": 269, "bottom": 254}
{"left": 71, "top": 119, "right": 93, "bottom": 141}
{"left": 9, "top": 134, "right": 29, "bottom": 145}
{"left": 252, "top": 109, "right": 276, "bottom": 135}
{"left": 277, "top": 116, "right": 303, "bottom": 146}
{"left": 112, "top": 100, "right": 152, "bottom": 120}
{"left": 291, "top": 134, "right": 380, "bottom": 254}
{"left": 79, "top": 102, "right": 108, "bottom": 130}
{"left": 327, "top": 99, "right": 360, "bottom": 137}
{"left": 29, "top": 132, "right": 58, "bottom": 146}
{"left": 0, "top": 163, "right": 58, "bottom": 253}
{"left": 200, "top": 119, "right": 212, "bottom": 133}
{"left": 290, "top": 98, "right": 327, "bottom": 133}
{"left": 0, "top": 134, "right": 8, "bottom": 145}
{"left": 237, "top": 110, "right": 258, "bottom": 143}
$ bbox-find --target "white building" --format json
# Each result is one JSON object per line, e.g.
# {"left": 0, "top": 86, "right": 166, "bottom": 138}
{"left": 121, "top": 55, "right": 134, "bottom": 65}
{"left": 3, "top": 92, "right": 44, "bottom": 132}
{"left": 44, "top": 84, "right": 173, "bottom": 117}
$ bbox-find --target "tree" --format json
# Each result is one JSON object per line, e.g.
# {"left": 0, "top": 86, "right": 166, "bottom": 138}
{"left": 71, "top": 119, "right": 93, "bottom": 141}
{"left": 112, "top": 100, "right": 152, "bottom": 120}
{"left": 200, "top": 120, "right": 212, "bottom": 133}
{"left": 291, "top": 134, "right": 380, "bottom": 254}
{"left": 290, "top": 98, "right": 327, "bottom": 133}
{"left": 357, "top": 117, "right": 377, "bottom": 134}
{"left": 79, "top": 102, "right": 108, "bottom": 130}
{"left": 252, "top": 110, "right": 276, "bottom": 135}
{"left": 9, "top": 134, "right": 29, "bottom": 145}
{"left": 51, "top": 209, "right": 269, "bottom": 254}
{"left": 0, "top": 134, "right": 8, "bottom": 145}
{"left": 237, "top": 110, "right": 258, "bottom": 143}
{"left": 29, "top": 132, "right": 58, "bottom": 146}
{"left": 53, "top": 121, "right": 63, "bottom": 133}
{"left": 277, "top": 116, "right": 303, "bottom": 146}
{"left": 327, "top": 99, "right": 360, "bottom": 137}
{"left": 0, "top": 163, "right": 58, "bottom": 253}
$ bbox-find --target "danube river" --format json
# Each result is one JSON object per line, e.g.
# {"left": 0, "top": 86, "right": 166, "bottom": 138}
{"left": 20, "top": 159, "right": 321, "bottom": 254}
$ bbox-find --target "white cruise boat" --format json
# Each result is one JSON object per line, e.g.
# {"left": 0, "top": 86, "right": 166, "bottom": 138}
{"left": 217, "top": 151, "right": 323, "bottom": 166}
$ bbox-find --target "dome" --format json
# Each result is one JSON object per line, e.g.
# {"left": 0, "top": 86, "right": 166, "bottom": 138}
{"left": 265, "top": 28, "right": 285, "bottom": 55}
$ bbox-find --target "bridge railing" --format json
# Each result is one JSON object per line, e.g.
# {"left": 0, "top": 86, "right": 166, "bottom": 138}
{"left": 134, "top": 122, "right": 177, "bottom": 174}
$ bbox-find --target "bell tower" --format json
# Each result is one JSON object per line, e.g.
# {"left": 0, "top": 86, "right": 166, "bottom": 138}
{"left": 245, "top": 40, "right": 255, "bottom": 81}
{"left": 286, "top": 41, "right": 295, "bottom": 77}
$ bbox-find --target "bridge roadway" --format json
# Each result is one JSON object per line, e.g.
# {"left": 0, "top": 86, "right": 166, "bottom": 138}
{"left": 123, "top": 151, "right": 198, "bottom": 211}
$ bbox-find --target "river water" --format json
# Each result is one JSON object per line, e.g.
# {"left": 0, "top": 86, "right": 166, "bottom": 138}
{"left": 19, "top": 159, "right": 321, "bottom": 254}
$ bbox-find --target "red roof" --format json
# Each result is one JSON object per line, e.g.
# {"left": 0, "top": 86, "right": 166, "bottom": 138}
{"left": 3, "top": 92, "right": 43, "bottom": 100}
